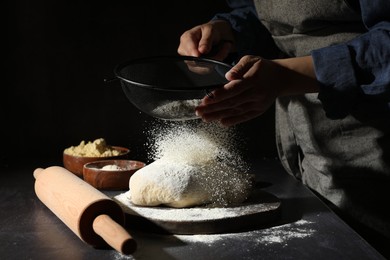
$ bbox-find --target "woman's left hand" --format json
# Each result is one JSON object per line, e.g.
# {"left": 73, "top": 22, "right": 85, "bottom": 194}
{"left": 195, "top": 55, "right": 319, "bottom": 126}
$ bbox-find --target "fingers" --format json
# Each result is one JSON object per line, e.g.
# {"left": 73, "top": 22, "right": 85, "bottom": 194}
{"left": 197, "top": 25, "right": 214, "bottom": 55}
{"left": 178, "top": 26, "right": 203, "bottom": 57}
{"left": 197, "top": 86, "right": 267, "bottom": 117}
{"left": 196, "top": 79, "right": 270, "bottom": 125}
{"left": 226, "top": 56, "right": 261, "bottom": 80}
{"left": 178, "top": 21, "right": 234, "bottom": 60}
{"left": 178, "top": 24, "right": 215, "bottom": 57}
{"left": 202, "top": 56, "right": 262, "bottom": 106}
{"left": 202, "top": 80, "right": 248, "bottom": 105}
{"left": 195, "top": 55, "right": 278, "bottom": 126}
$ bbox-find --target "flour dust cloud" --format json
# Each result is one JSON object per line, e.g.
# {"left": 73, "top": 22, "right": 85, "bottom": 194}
{"left": 142, "top": 120, "right": 253, "bottom": 207}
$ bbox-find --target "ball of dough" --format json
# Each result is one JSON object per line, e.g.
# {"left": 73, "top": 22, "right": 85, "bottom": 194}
{"left": 129, "top": 160, "right": 210, "bottom": 207}
{"left": 129, "top": 159, "right": 253, "bottom": 208}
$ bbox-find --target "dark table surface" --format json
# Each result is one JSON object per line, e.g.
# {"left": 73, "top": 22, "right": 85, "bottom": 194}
{"left": 0, "top": 159, "right": 386, "bottom": 260}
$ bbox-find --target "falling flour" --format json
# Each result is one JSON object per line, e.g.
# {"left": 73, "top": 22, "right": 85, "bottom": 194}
{"left": 128, "top": 121, "right": 253, "bottom": 208}
{"left": 151, "top": 99, "right": 201, "bottom": 120}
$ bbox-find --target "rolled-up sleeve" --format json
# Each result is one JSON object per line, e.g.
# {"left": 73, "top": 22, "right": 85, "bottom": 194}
{"left": 312, "top": 0, "right": 390, "bottom": 119}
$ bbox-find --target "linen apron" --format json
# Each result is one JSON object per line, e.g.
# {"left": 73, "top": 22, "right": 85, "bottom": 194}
{"left": 253, "top": 0, "right": 390, "bottom": 238}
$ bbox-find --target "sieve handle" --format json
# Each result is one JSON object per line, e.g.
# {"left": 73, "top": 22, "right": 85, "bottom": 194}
{"left": 104, "top": 77, "right": 119, "bottom": 85}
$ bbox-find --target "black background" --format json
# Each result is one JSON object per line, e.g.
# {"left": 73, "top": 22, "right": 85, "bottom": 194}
{"left": 4, "top": 0, "right": 276, "bottom": 167}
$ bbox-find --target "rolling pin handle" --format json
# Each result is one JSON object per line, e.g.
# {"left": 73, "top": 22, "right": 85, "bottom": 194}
{"left": 92, "top": 214, "right": 137, "bottom": 255}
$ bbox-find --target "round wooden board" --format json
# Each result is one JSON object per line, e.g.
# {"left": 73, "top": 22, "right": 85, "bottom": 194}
{"left": 113, "top": 189, "right": 281, "bottom": 235}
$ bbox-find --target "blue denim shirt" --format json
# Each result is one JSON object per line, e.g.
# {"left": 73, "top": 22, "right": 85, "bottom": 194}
{"left": 213, "top": 0, "right": 390, "bottom": 119}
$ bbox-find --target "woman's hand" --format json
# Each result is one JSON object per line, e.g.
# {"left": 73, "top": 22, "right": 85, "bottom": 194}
{"left": 195, "top": 55, "right": 320, "bottom": 126}
{"left": 177, "top": 20, "right": 235, "bottom": 61}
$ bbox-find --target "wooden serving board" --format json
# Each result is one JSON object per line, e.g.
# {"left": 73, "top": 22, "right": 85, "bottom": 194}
{"left": 113, "top": 188, "right": 281, "bottom": 235}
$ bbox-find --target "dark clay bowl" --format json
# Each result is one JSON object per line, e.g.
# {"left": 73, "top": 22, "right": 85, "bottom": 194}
{"left": 63, "top": 146, "right": 130, "bottom": 178}
{"left": 83, "top": 159, "right": 145, "bottom": 190}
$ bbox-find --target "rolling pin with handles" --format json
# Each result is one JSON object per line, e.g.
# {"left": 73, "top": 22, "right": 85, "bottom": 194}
{"left": 33, "top": 166, "right": 136, "bottom": 255}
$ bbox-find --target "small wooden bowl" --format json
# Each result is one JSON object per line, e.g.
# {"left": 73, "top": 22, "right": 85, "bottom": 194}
{"left": 83, "top": 159, "right": 145, "bottom": 190}
{"left": 63, "top": 146, "right": 130, "bottom": 178}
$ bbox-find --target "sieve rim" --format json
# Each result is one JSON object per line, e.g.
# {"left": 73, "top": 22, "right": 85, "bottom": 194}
{"left": 114, "top": 55, "right": 232, "bottom": 91}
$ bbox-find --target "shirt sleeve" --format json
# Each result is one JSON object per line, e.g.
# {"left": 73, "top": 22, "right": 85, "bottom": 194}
{"left": 311, "top": 0, "right": 390, "bottom": 119}
{"left": 212, "top": 0, "right": 279, "bottom": 61}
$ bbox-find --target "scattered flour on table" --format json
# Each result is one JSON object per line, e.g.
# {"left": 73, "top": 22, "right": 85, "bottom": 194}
{"left": 107, "top": 220, "right": 316, "bottom": 259}
{"left": 254, "top": 219, "right": 316, "bottom": 245}
{"left": 175, "top": 220, "right": 316, "bottom": 246}
{"left": 110, "top": 251, "right": 135, "bottom": 260}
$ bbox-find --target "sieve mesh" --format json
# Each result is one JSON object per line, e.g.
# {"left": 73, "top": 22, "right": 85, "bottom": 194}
{"left": 114, "top": 56, "right": 232, "bottom": 120}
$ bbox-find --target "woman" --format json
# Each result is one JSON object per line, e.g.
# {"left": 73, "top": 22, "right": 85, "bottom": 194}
{"left": 178, "top": 0, "right": 390, "bottom": 256}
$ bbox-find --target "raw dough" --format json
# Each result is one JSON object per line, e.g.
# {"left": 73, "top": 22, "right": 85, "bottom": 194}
{"left": 129, "top": 159, "right": 253, "bottom": 208}
{"left": 130, "top": 121, "right": 253, "bottom": 208}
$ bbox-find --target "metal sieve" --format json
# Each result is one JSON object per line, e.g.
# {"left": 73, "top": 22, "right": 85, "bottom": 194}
{"left": 114, "top": 56, "right": 232, "bottom": 121}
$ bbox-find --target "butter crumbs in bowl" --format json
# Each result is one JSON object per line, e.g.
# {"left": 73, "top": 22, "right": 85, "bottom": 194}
{"left": 63, "top": 138, "right": 129, "bottom": 178}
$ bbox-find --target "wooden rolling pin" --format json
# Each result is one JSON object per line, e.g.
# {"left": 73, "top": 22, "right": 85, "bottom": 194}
{"left": 33, "top": 166, "right": 137, "bottom": 255}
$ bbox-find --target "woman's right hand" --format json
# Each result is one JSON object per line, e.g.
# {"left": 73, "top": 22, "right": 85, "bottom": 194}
{"left": 177, "top": 20, "right": 235, "bottom": 61}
